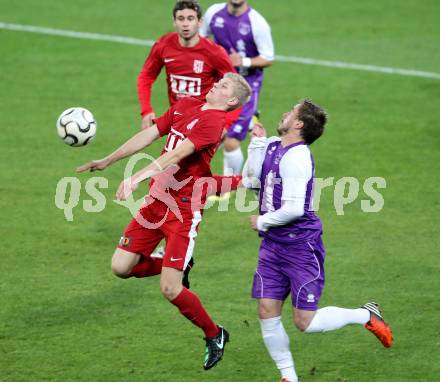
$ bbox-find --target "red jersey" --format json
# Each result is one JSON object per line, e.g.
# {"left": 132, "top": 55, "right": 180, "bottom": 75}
{"left": 138, "top": 32, "right": 236, "bottom": 117}
{"left": 150, "top": 98, "right": 226, "bottom": 207}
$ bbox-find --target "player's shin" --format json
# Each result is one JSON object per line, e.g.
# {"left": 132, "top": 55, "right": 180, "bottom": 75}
{"left": 260, "top": 316, "right": 298, "bottom": 382}
{"left": 223, "top": 147, "right": 244, "bottom": 175}
{"left": 304, "top": 306, "right": 369, "bottom": 333}
{"left": 171, "top": 287, "right": 219, "bottom": 338}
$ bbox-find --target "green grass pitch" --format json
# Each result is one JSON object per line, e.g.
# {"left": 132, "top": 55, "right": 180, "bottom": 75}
{"left": 1, "top": 0, "right": 439, "bottom": 381}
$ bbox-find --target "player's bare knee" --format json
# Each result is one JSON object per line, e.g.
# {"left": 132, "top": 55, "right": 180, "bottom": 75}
{"left": 113, "top": 272, "right": 130, "bottom": 279}
{"left": 160, "top": 279, "right": 180, "bottom": 301}
{"left": 160, "top": 285, "right": 178, "bottom": 300}
{"left": 224, "top": 137, "right": 240, "bottom": 152}
{"left": 111, "top": 263, "right": 131, "bottom": 278}
{"left": 160, "top": 267, "right": 183, "bottom": 300}
{"left": 294, "top": 316, "right": 309, "bottom": 332}
{"left": 258, "top": 300, "right": 278, "bottom": 319}
{"left": 293, "top": 311, "right": 315, "bottom": 332}
{"left": 111, "top": 248, "right": 139, "bottom": 278}
{"left": 258, "top": 304, "right": 271, "bottom": 318}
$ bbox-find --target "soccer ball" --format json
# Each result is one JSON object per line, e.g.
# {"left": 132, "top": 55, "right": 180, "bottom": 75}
{"left": 56, "top": 107, "right": 97, "bottom": 146}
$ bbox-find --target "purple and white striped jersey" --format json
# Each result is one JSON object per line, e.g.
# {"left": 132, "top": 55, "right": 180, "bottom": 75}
{"left": 259, "top": 140, "right": 322, "bottom": 243}
{"left": 243, "top": 137, "right": 322, "bottom": 243}
{"left": 200, "top": 3, "right": 274, "bottom": 83}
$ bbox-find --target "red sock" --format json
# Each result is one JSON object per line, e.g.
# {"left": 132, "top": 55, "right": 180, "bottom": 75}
{"left": 228, "top": 175, "right": 242, "bottom": 191}
{"left": 129, "top": 257, "right": 162, "bottom": 278}
{"left": 212, "top": 175, "right": 242, "bottom": 195}
{"left": 171, "top": 288, "right": 219, "bottom": 338}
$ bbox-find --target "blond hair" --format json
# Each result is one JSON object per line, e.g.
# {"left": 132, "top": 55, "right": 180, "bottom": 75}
{"left": 224, "top": 72, "right": 252, "bottom": 110}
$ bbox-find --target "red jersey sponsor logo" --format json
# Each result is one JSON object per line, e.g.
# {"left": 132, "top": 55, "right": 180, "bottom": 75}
{"left": 170, "top": 74, "right": 201, "bottom": 97}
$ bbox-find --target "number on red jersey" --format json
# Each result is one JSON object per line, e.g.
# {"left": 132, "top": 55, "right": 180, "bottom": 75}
{"left": 164, "top": 128, "right": 185, "bottom": 152}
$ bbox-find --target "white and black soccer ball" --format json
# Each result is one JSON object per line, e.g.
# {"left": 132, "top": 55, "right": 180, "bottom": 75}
{"left": 56, "top": 107, "right": 97, "bottom": 147}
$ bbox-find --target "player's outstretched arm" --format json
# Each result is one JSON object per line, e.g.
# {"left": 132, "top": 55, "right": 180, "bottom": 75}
{"left": 229, "top": 49, "right": 273, "bottom": 69}
{"left": 76, "top": 125, "right": 160, "bottom": 173}
{"left": 137, "top": 42, "right": 163, "bottom": 127}
{"left": 242, "top": 124, "right": 268, "bottom": 189}
{"left": 251, "top": 121, "right": 266, "bottom": 138}
{"left": 115, "top": 139, "right": 196, "bottom": 200}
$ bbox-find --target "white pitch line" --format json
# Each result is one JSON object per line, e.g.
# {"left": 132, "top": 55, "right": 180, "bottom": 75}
{"left": 0, "top": 22, "right": 155, "bottom": 46}
{"left": 275, "top": 55, "right": 440, "bottom": 80}
{"left": 2, "top": 22, "right": 440, "bottom": 80}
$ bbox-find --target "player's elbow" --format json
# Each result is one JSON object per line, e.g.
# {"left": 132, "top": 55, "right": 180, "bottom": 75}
{"left": 137, "top": 71, "right": 154, "bottom": 90}
{"left": 137, "top": 71, "right": 145, "bottom": 88}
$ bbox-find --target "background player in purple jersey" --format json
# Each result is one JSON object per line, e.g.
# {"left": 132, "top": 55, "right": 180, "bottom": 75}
{"left": 200, "top": 0, "right": 274, "bottom": 176}
{"left": 242, "top": 100, "right": 393, "bottom": 382}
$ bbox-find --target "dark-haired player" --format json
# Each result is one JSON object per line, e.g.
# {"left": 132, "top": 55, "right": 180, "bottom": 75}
{"left": 138, "top": 0, "right": 239, "bottom": 129}
{"left": 243, "top": 100, "right": 393, "bottom": 382}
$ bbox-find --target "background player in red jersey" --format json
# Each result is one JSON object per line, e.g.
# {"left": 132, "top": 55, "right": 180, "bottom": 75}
{"left": 138, "top": 0, "right": 240, "bottom": 129}
{"left": 77, "top": 73, "right": 251, "bottom": 371}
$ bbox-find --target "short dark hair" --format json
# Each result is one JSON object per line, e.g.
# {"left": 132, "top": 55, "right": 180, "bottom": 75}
{"left": 173, "top": 0, "right": 202, "bottom": 19}
{"left": 297, "top": 99, "right": 327, "bottom": 144}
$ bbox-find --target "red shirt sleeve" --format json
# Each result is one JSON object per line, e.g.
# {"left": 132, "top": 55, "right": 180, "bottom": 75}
{"left": 137, "top": 41, "right": 164, "bottom": 117}
{"left": 186, "top": 115, "right": 225, "bottom": 151}
{"left": 153, "top": 104, "right": 175, "bottom": 137}
{"left": 225, "top": 107, "right": 242, "bottom": 128}
{"left": 212, "top": 45, "right": 236, "bottom": 76}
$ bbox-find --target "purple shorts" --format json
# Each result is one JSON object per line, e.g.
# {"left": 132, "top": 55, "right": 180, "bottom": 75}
{"left": 252, "top": 236, "right": 326, "bottom": 311}
{"left": 227, "top": 81, "right": 261, "bottom": 141}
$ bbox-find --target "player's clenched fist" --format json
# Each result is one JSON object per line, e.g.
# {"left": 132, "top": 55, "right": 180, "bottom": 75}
{"left": 249, "top": 215, "right": 259, "bottom": 231}
{"left": 251, "top": 122, "right": 266, "bottom": 138}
